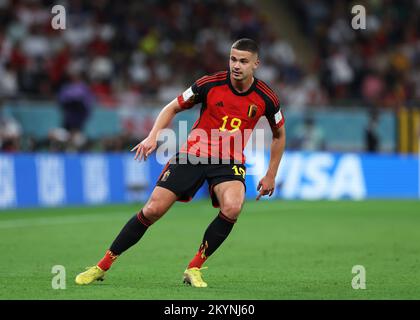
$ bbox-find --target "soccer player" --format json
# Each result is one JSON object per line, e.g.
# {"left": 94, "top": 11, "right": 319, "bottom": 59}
{"left": 75, "top": 38, "right": 286, "bottom": 287}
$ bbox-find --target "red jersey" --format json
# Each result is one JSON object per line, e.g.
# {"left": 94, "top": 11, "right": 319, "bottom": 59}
{"left": 177, "top": 71, "right": 285, "bottom": 163}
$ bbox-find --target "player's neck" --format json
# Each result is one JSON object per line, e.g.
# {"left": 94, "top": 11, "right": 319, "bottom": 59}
{"left": 231, "top": 76, "right": 254, "bottom": 93}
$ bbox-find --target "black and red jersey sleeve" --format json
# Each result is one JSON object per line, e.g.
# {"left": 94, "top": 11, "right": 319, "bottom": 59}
{"left": 177, "top": 82, "right": 205, "bottom": 109}
{"left": 256, "top": 80, "right": 285, "bottom": 128}
{"left": 177, "top": 71, "right": 228, "bottom": 109}
{"left": 265, "top": 99, "right": 285, "bottom": 129}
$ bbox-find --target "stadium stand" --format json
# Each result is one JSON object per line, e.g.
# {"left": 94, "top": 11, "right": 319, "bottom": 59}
{"left": 0, "top": 0, "right": 418, "bottom": 152}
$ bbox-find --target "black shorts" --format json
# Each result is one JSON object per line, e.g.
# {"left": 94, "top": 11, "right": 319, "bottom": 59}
{"left": 156, "top": 153, "right": 246, "bottom": 208}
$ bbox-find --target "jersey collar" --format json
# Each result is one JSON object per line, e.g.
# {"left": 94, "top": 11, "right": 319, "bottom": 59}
{"left": 227, "top": 71, "right": 257, "bottom": 96}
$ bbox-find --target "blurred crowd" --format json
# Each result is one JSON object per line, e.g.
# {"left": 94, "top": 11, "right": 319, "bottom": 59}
{"left": 0, "top": 0, "right": 418, "bottom": 153}
{"left": 1, "top": 0, "right": 293, "bottom": 152}
{"left": 0, "top": 0, "right": 284, "bottom": 105}
{"left": 289, "top": 0, "right": 420, "bottom": 109}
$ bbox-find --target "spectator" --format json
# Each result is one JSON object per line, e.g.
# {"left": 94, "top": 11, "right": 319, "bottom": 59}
{"left": 0, "top": 101, "right": 22, "bottom": 152}
{"left": 365, "top": 111, "right": 380, "bottom": 152}
{"left": 58, "top": 69, "right": 95, "bottom": 150}
{"left": 0, "top": 62, "right": 18, "bottom": 99}
{"left": 361, "top": 70, "right": 385, "bottom": 106}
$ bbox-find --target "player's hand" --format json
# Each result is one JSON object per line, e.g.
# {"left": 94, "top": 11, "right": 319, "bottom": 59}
{"left": 131, "top": 136, "right": 157, "bottom": 161}
{"left": 256, "top": 175, "right": 275, "bottom": 201}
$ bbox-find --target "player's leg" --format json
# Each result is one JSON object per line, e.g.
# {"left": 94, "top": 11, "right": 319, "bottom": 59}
{"left": 184, "top": 180, "right": 245, "bottom": 287}
{"left": 188, "top": 180, "right": 245, "bottom": 266}
{"left": 76, "top": 152, "right": 206, "bottom": 285}
{"left": 212, "top": 180, "right": 245, "bottom": 220}
{"left": 75, "top": 186, "right": 177, "bottom": 285}
{"left": 103, "top": 186, "right": 178, "bottom": 258}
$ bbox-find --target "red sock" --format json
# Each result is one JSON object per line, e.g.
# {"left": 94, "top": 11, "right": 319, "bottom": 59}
{"left": 97, "top": 250, "right": 118, "bottom": 271}
{"left": 187, "top": 241, "right": 208, "bottom": 269}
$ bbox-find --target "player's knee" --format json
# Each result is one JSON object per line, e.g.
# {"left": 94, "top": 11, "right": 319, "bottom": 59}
{"left": 142, "top": 201, "right": 166, "bottom": 223}
{"left": 221, "top": 200, "right": 243, "bottom": 219}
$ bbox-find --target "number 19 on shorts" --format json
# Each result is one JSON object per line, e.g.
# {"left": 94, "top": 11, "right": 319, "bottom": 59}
{"left": 232, "top": 165, "right": 245, "bottom": 178}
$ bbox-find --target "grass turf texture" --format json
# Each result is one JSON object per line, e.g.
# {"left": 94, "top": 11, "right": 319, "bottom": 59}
{"left": 0, "top": 200, "right": 419, "bottom": 300}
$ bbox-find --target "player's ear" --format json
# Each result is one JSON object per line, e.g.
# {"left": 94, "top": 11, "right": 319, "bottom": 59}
{"left": 253, "top": 56, "right": 260, "bottom": 70}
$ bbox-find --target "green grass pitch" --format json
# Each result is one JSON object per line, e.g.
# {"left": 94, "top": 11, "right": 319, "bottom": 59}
{"left": 1, "top": 200, "right": 419, "bottom": 300}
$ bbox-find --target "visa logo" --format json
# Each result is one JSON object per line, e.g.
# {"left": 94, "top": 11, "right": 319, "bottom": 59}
{"left": 277, "top": 152, "right": 366, "bottom": 199}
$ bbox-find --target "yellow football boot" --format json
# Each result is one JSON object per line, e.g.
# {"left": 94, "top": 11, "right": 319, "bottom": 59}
{"left": 183, "top": 267, "right": 208, "bottom": 288}
{"left": 75, "top": 266, "right": 105, "bottom": 285}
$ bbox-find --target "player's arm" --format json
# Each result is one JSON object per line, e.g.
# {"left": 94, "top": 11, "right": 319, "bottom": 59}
{"left": 256, "top": 124, "right": 286, "bottom": 200}
{"left": 131, "top": 98, "right": 184, "bottom": 161}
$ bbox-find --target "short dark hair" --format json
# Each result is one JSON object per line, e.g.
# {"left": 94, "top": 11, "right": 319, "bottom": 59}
{"left": 231, "top": 38, "right": 259, "bottom": 55}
